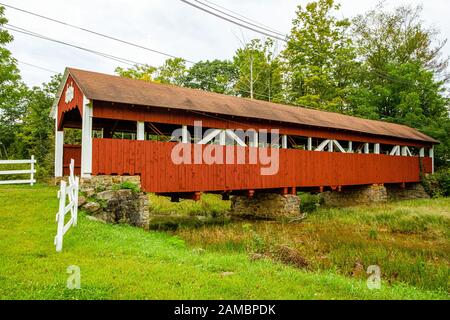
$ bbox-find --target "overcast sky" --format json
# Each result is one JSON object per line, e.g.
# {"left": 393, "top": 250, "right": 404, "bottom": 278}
{"left": 3, "top": 0, "right": 450, "bottom": 87}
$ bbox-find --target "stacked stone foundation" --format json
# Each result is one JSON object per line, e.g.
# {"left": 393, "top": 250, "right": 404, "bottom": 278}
{"left": 78, "top": 175, "right": 150, "bottom": 229}
{"left": 230, "top": 193, "right": 300, "bottom": 220}
{"left": 320, "top": 183, "right": 429, "bottom": 207}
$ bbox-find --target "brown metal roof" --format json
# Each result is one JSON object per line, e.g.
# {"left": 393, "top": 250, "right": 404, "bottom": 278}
{"left": 67, "top": 67, "right": 437, "bottom": 144}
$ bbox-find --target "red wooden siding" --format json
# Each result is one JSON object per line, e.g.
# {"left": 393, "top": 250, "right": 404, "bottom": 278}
{"left": 92, "top": 138, "right": 431, "bottom": 193}
{"left": 63, "top": 144, "right": 81, "bottom": 176}
{"left": 93, "top": 102, "right": 432, "bottom": 148}
{"left": 57, "top": 75, "right": 84, "bottom": 130}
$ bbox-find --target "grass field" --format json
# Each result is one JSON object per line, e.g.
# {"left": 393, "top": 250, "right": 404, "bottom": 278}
{"left": 0, "top": 184, "right": 448, "bottom": 299}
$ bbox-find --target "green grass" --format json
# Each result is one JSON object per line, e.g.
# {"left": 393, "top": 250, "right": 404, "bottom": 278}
{"left": 177, "top": 199, "right": 450, "bottom": 292}
{"left": 149, "top": 193, "right": 230, "bottom": 217}
{"left": 0, "top": 184, "right": 448, "bottom": 299}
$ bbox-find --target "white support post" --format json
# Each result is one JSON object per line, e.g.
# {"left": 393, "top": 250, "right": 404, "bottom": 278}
{"left": 364, "top": 143, "right": 370, "bottom": 154}
{"left": 54, "top": 117, "right": 64, "bottom": 177}
{"left": 137, "top": 121, "right": 145, "bottom": 141}
{"left": 219, "top": 130, "right": 226, "bottom": 146}
{"left": 281, "top": 135, "right": 287, "bottom": 149}
{"left": 81, "top": 97, "right": 93, "bottom": 178}
{"left": 419, "top": 147, "right": 425, "bottom": 157}
{"left": 307, "top": 137, "right": 312, "bottom": 151}
{"left": 328, "top": 140, "right": 334, "bottom": 152}
{"left": 348, "top": 141, "right": 353, "bottom": 153}
{"left": 430, "top": 146, "right": 434, "bottom": 173}
{"left": 181, "top": 125, "right": 188, "bottom": 143}
{"left": 251, "top": 131, "right": 258, "bottom": 148}
{"left": 374, "top": 143, "right": 380, "bottom": 154}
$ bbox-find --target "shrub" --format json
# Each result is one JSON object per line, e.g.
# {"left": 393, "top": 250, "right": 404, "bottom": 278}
{"left": 298, "top": 192, "right": 321, "bottom": 213}
{"left": 422, "top": 168, "right": 450, "bottom": 197}
{"left": 115, "top": 181, "right": 141, "bottom": 193}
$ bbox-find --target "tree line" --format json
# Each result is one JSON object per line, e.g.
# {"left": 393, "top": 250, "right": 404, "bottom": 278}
{"left": 0, "top": 0, "right": 449, "bottom": 179}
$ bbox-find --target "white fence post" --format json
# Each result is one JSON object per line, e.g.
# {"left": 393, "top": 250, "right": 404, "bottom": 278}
{"left": 54, "top": 159, "right": 79, "bottom": 252}
{"left": 0, "top": 156, "right": 36, "bottom": 185}
{"left": 55, "top": 181, "right": 66, "bottom": 252}
{"left": 30, "top": 155, "right": 35, "bottom": 186}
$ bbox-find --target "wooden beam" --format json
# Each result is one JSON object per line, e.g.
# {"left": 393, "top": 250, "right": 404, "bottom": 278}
{"left": 332, "top": 140, "right": 346, "bottom": 153}
{"left": 315, "top": 139, "right": 330, "bottom": 151}
{"left": 225, "top": 129, "right": 246, "bottom": 147}
{"left": 198, "top": 129, "right": 221, "bottom": 144}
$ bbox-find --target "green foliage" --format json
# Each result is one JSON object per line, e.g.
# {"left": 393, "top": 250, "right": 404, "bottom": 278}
{"left": 63, "top": 128, "right": 82, "bottom": 144}
{"left": 233, "top": 38, "right": 282, "bottom": 101}
{"left": 114, "top": 64, "right": 156, "bottom": 81}
{"left": 115, "top": 59, "right": 187, "bottom": 86}
{"left": 183, "top": 59, "right": 238, "bottom": 94}
{"left": 422, "top": 168, "right": 450, "bottom": 197}
{"left": 282, "top": 0, "right": 359, "bottom": 111}
{"left": 242, "top": 223, "right": 266, "bottom": 254}
{"left": 154, "top": 58, "right": 187, "bottom": 86}
{"left": 350, "top": 3, "right": 450, "bottom": 165}
{"left": 114, "top": 181, "right": 141, "bottom": 193}
{"left": 11, "top": 74, "right": 61, "bottom": 179}
{"left": 0, "top": 6, "right": 26, "bottom": 157}
{"left": 298, "top": 192, "right": 321, "bottom": 213}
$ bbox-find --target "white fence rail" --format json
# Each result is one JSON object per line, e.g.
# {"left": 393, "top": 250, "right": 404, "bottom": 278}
{"left": 0, "top": 156, "right": 36, "bottom": 185}
{"left": 55, "top": 159, "right": 79, "bottom": 252}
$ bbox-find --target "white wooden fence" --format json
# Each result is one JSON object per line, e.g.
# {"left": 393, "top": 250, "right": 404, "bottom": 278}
{"left": 54, "top": 159, "right": 79, "bottom": 252}
{"left": 0, "top": 156, "right": 36, "bottom": 185}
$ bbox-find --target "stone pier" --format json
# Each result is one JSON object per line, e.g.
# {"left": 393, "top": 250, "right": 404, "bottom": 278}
{"left": 320, "top": 184, "right": 387, "bottom": 207}
{"left": 320, "top": 183, "right": 429, "bottom": 207}
{"left": 230, "top": 193, "right": 300, "bottom": 220}
{"left": 78, "top": 175, "right": 150, "bottom": 229}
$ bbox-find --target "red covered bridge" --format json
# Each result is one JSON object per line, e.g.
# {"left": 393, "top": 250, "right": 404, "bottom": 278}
{"left": 52, "top": 68, "right": 437, "bottom": 198}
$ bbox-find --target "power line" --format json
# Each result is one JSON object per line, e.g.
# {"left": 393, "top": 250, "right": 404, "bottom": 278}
{"left": 1, "top": 2, "right": 283, "bottom": 98}
{"left": 16, "top": 60, "right": 59, "bottom": 74}
{"left": 3, "top": 24, "right": 275, "bottom": 101}
{"left": 2, "top": 1, "right": 413, "bottom": 89}
{"left": 0, "top": 2, "right": 195, "bottom": 64}
{"left": 191, "top": 0, "right": 286, "bottom": 37}
{"left": 201, "top": 0, "right": 284, "bottom": 36}
{"left": 4, "top": 24, "right": 146, "bottom": 67}
{"left": 179, "top": 0, "right": 287, "bottom": 42}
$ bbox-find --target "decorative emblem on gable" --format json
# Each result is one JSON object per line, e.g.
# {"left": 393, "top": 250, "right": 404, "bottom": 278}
{"left": 65, "top": 82, "right": 74, "bottom": 104}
